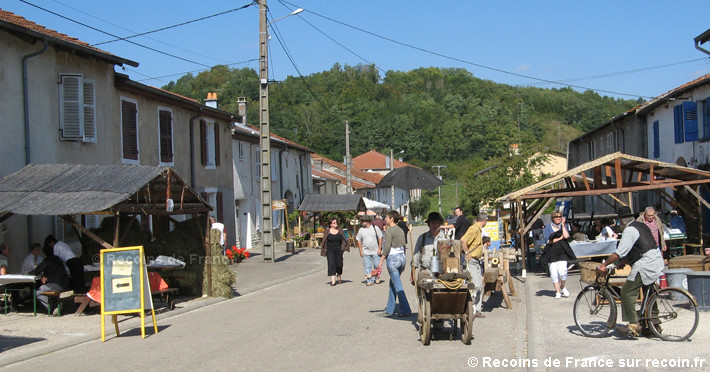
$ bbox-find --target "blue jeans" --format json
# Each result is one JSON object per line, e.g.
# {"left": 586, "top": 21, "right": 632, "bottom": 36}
{"left": 385, "top": 253, "right": 411, "bottom": 315}
{"left": 363, "top": 254, "right": 378, "bottom": 283}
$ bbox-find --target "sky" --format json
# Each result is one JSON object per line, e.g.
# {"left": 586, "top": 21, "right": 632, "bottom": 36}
{"left": 3, "top": 0, "right": 710, "bottom": 100}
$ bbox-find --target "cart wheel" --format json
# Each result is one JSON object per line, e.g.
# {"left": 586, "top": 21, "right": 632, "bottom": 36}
{"left": 419, "top": 297, "right": 431, "bottom": 345}
{"left": 462, "top": 299, "right": 473, "bottom": 345}
{"left": 417, "top": 287, "right": 424, "bottom": 324}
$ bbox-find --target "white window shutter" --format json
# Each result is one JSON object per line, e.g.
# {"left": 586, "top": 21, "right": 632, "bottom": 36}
{"left": 59, "top": 75, "right": 83, "bottom": 140}
{"left": 83, "top": 79, "right": 96, "bottom": 142}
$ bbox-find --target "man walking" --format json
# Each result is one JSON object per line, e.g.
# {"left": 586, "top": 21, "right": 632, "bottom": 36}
{"left": 356, "top": 216, "right": 383, "bottom": 286}
{"left": 461, "top": 212, "right": 488, "bottom": 318}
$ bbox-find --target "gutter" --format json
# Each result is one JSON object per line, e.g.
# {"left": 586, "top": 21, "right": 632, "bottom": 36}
{"left": 189, "top": 108, "right": 203, "bottom": 189}
{"left": 22, "top": 40, "right": 48, "bottom": 244}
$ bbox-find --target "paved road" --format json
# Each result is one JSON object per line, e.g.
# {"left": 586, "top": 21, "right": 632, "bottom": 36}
{"left": 3, "top": 225, "right": 710, "bottom": 371}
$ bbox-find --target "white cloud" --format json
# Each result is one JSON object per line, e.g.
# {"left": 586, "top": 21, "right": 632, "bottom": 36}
{"left": 515, "top": 64, "right": 531, "bottom": 72}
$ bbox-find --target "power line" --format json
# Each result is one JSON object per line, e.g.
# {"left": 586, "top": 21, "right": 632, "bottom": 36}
{"left": 48, "top": 0, "right": 235, "bottom": 64}
{"left": 19, "top": 0, "right": 212, "bottom": 67}
{"left": 132, "top": 58, "right": 260, "bottom": 83}
{"left": 91, "top": 2, "right": 255, "bottom": 46}
{"left": 279, "top": 0, "right": 657, "bottom": 99}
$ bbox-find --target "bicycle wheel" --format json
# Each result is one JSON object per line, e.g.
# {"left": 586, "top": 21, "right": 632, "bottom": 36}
{"left": 574, "top": 285, "right": 616, "bottom": 337}
{"left": 647, "top": 288, "right": 699, "bottom": 342}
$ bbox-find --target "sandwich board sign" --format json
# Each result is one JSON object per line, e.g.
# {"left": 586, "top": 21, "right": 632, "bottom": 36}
{"left": 100, "top": 246, "right": 157, "bottom": 341}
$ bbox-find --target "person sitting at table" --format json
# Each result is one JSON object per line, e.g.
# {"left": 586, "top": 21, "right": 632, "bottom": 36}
{"left": 599, "top": 218, "right": 619, "bottom": 240}
{"left": 570, "top": 223, "right": 588, "bottom": 242}
{"left": 21, "top": 243, "right": 43, "bottom": 275}
{"left": 669, "top": 210, "right": 687, "bottom": 234}
{"left": 29, "top": 244, "right": 70, "bottom": 315}
{"left": 0, "top": 243, "right": 9, "bottom": 275}
{"left": 45, "top": 235, "right": 86, "bottom": 294}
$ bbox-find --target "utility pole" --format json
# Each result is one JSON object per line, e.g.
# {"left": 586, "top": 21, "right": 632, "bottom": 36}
{"left": 258, "top": 0, "right": 274, "bottom": 262}
{"left": 345, "top": 120, "right": 352, "bottom": 194}
{"left": 432, "top": 165, "right": 447, "bottom": 214}
{"left": 390, "top": 149, "right": 395, "bottom": 211}
{"left": 452, "top": 182, "right": 462, "bottom": 207}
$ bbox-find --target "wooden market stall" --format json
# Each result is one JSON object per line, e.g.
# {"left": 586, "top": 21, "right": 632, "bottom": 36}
{"left": 297, "top": 194, "right": 366, "bottom": 247}
{"left": 496, "top": 152, "right": 710, "bottom": 277}
{"left": 0, "top": 163, "right": 216, "bottom": 294}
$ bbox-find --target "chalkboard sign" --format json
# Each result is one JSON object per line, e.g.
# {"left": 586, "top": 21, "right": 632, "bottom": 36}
{"left": 100, "top": 246, "right": 157, "bottom": 341}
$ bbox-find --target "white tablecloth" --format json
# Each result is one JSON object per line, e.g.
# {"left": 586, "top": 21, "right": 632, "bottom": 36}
{"left": 570, "top": 240, "right": 618, "bottom": 258}
{"left": 0, "top": 274, "right": 39, "bottom": 285}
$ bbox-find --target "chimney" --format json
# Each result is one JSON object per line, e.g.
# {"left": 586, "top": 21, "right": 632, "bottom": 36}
{"left": 237, "top": 97, "right": 247, "bottom": 124}
{"left": 205, "top": 92, "right": 218, "bottom": 108}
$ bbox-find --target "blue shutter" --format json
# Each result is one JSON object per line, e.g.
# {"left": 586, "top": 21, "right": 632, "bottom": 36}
{"left": 684, "top": 101, "right": 698, "bottom": 142}
{"left": 673, "top": 105, "right": 684, "bottom": 143}
{"left": 706, "top": 102, "right": 710, "bottom": 140}
{"left": 653, "top": 120, "right": 660, "bottom": 158}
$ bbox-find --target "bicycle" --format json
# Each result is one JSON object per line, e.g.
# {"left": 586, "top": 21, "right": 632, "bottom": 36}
{"left": 573, "top": 263, "right": 699, "bottom": 341}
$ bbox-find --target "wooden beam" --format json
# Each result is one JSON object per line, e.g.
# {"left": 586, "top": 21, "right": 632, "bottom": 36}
{"left": 0, "top": 212, "right": 14, "bottom": 224}
{"left": 604, "top": 166, "right": 612, "bottom": 187}
{"left": 118, "top": 215, "right": 139, "bottom": 246}
{"left": 519, "top": 178, "right": 710, "bottom": 200}
{"left": 516, "top": 199, "right": 526, "bottom": 279}
{"left": 524, "top": 198, "right": 554, "bottom": 233}
{"left": 113, "top": 212, "right": 120, "bottom": 247}
{"left": 581, "top": 172, "right": 591, "bottom": 191}
{"left": 594, "top": 194, "right": 616, "bottom": 209}
{"left": 61, "top": 215, "right": 112, "bottom": 249}
{"left": 649, "top": 164, "right": 654, "bottom": 184}
{"left": 593, "top": 166, "right": 602, "bottom": 189}
{"left": 607, "top": 193, "right": 628, "bottom": 207}
{"left": 615, "top": 158, "right": 623, "bottom": 188}
{"left": 684, "top": 185, "right": 710, "bottom": 210}
{"left": 166, "top": 168, "right": 172, "bottom": 211}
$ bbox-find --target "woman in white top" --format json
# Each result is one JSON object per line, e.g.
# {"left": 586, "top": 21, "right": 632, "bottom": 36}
{"left": 600, "top": 218, "right": 618, "bottom": 240}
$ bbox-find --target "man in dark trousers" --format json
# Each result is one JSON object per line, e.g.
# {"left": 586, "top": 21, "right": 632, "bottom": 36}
{"left": 30, "top": 244, "right": 70, "bottom": 315}
{"left": 45, "top": 235, "right": 86, "bottom": 294}
{"left": 596, "top": 214, "right": 664, "bottom": 337}
{"left": 442, "top": 207, "right": 471, "bottom": 240}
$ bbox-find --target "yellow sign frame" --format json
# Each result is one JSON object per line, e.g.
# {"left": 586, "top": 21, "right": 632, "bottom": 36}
{"left": 100, "top": 245, "right": 158, "bottom": 341}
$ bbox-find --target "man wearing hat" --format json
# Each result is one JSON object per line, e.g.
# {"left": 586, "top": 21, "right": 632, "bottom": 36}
{"left": 356, "top": 216, "right": 383, "bottom": 286}
{"left": 410, "top": 212, "right": 447, "bottom": 286}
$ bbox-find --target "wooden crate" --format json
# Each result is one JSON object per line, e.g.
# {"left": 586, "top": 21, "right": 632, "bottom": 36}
{"left": 579, "top": 261, "right": 629, "bottom": 285}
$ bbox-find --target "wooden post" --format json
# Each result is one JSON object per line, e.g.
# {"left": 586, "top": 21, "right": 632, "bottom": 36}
{"left": 204, "top": 212, "right": 212, "bottom": 297}
{"left": 113, "top": 212, "right": 120, "bottom": 247}
{"left": 516, "top": 198, "right": 526, "bottom": 279}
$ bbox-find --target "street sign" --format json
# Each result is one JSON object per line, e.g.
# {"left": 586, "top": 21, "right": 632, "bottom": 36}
{"left": 272, "top": 199, "right": 287, "bottom": 210}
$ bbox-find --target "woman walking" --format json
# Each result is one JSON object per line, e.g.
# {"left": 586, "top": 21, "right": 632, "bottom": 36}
{"left": 320, "top": 218, "right": 349, "bottom": 286}
{"left": 378, "top": 211, "right": 411, "bottom": 317}
{"left": 540, "top": 211, "right": 576, "bottom": 299}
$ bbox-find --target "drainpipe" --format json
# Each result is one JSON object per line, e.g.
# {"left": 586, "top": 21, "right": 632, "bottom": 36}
{"left": 189, "top": 108, "right": 203, "bottom": 189}
{"left": 22, "top": 40, "right": 48, "bottom": 245}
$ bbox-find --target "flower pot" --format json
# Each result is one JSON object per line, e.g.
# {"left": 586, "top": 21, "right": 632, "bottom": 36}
{"left": 286, "top": 241, "right": 295, "bottom": 253}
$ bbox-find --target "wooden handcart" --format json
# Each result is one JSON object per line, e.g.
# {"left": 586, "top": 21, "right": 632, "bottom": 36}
{"left": 417, "top": 279, "right": 476, "bottom": 345}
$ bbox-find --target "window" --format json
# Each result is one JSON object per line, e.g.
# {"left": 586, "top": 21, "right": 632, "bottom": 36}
{"left": 202, "top": 189, "right": 223, "bottom": 223}
{"left": 599, "top": 136, "right": 605, "bottom": 155}
{"left": 200, "top": 120, "right": 220, "bottom": 168}
{"left": 673, "top": 102, "right": 699, "bottom": 143}
{"left": 684, "top": 101, "right": 699, "bottom": 142}
{"left": 120, "top": 97, "right": 139, "bottom": 163}
{"left": 59, "top": 74, "right": 96, "bottom": 142}
{"left": 238, "top": 141, "right": 245, "bottom": 160}
{"left": 158, "top": 108, "right": 173, "bottom": 164}
{"left": 653, "top": 120, "right": 660, "bottom": 158}
{"left": 607, "top": 132, "right": 615, "bottom": 153}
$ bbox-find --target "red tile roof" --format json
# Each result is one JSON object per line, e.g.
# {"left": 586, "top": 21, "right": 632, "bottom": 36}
{"left": 0, "top": 8, "right": 138, "bottom": 67}
{"left": 312, "top": 154, "right": 382, "bottom": 184}
{"left": 352, "top": 150, "right": 409, "bottom": 170}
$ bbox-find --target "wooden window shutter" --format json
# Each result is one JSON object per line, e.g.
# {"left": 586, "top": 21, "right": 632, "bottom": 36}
{"left": 673, "top": 105, "right": 684, "bottom": 144}
{"left": 216, "top": 191, "right": 223, "bottom": 222}
{"left": 82, "top": 79, "right": 96, "bottom": 142}
{"left": 121, "top": 100, "right": 138, "bottom": 160}
{"left": 653, "top": 120, "right": 660, "bottom": 158}
{"left": 683, "top": 101, "right": 698, "bottom": 142}
{"left": 159, "top": 110, "right": 173, "bottom": 163}
{"left": 705, "top": 104, "right": 710, "bottom": 140}
{"left": 214, "top": 123, "right": 221, "bottom": 166}
{"left": 200, "top": 120, "right": 207, "bottom": 166}
{"left": 59, "top": 75, "right": 82, "bottom": 139}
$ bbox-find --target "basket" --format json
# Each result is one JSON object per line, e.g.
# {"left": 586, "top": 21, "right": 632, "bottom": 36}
{"left": 579, "top": 261, "right": 600, "bottom": 284}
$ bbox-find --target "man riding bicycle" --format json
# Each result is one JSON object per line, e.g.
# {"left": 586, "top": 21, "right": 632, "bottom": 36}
{"left": 595, "top": 211, "right": 664, "bottom": 337}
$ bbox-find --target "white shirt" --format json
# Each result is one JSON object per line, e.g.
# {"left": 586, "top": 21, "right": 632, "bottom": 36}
{"left": 356, "top": 225, "right": 382, "bottom": 255}
{"left": 21, "top": 254, "right": 43, "bottom": 274}
{"left": 211, "top": 222, "right": 225, "bottom": 245}
{"left": 53, "top": 240, "right": 77, "bottom": 262}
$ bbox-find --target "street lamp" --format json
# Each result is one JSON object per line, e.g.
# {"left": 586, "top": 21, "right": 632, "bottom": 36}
{"left": 432, "top": 165, "right": 447, "bottom": 214}
{"left": 258, "top": 1, "right": 302, "bottom": 262}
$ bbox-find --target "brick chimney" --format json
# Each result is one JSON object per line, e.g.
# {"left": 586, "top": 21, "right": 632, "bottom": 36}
{"left": 237, "top": 97, "right": 247, "bottom": 124}
{"left": 205, "top": 92, "right": 218, "bottom": 108}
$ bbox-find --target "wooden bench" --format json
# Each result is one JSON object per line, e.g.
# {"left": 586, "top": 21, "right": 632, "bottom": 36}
{"left": 38, "top": 290, "right": 71, "bottom": 316}
{"left": 74, "top": 294, "right": 99, "bottom": 315}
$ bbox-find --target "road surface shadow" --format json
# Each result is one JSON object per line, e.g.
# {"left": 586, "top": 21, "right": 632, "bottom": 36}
{"left": 0, "top": 335, "right": 45, "bottom": 353}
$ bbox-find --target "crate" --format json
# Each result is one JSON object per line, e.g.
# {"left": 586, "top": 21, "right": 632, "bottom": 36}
{"left": 668, "top": 255, "right": 710, "bottom": 272}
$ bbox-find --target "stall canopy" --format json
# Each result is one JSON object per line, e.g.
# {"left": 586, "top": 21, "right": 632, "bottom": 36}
{"left": 0, "top": 163, "right": 211, "bottom": 217}
{"left": 495, "top": 152, "right": 710, "bottom": 272}
{"left": 298, "top": 194, "right": 366, "bottom": 212}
